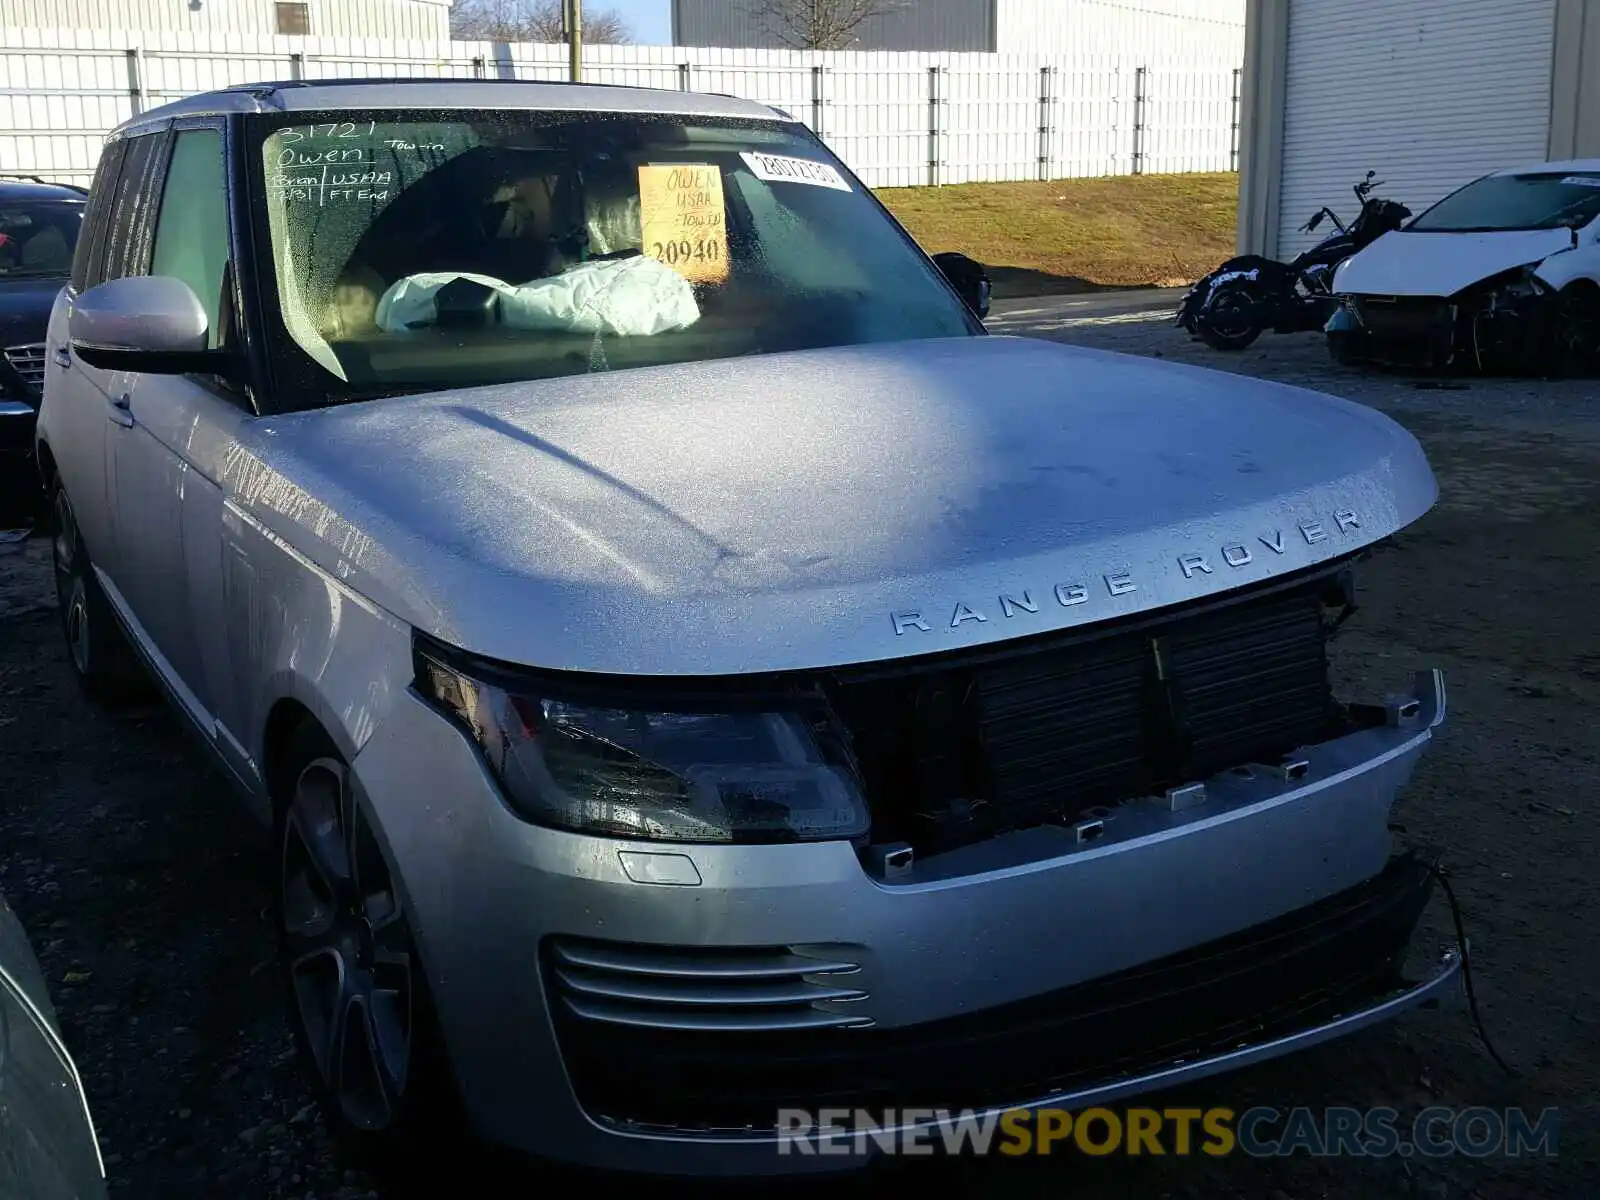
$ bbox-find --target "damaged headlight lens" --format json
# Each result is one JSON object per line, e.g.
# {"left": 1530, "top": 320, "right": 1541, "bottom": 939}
{"left": 1486, "top": 268, "right": 1549, "bottom": 301}
{"left": 416, "top": 644, "right": 870, "bottom": 843}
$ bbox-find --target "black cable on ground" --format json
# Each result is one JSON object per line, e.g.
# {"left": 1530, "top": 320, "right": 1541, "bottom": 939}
{"left": 1429, "top": 862, "right": 1517, "bottom": 1078}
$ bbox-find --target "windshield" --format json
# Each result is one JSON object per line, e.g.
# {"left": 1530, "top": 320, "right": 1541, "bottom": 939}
{"left": 250, "top": 109, "right": 979, "bottom": 403}
{"left": 0, "top": 199, "right": 82, "bottom": 279}
{"left": 1408, "top": 171, "right": 1600, "bottom": 233}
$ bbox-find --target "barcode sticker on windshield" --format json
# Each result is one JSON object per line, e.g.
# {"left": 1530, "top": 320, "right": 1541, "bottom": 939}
{"left": 1560, "top": 176, "right": 1600, "bottom": 188}
{"left": 739, "top": 151, "right": 851, "bottom": 192}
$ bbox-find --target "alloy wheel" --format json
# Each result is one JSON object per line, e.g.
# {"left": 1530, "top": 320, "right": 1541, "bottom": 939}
{"left": 51, "top": 493, "right": 90, "bottom": 675}
{"left": 1207, "top": 285, "right": 1256, "bottom": 339}
{"left": 281, "top": 756, "right": 414, "bottom": 1131}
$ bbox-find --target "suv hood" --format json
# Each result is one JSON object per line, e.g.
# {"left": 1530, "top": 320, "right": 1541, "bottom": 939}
{"left": 1334, "top": 228, "right": 1574, "bottom": 297}
{"left": 232, "top": 336, "right": 1436, "bottom": 676}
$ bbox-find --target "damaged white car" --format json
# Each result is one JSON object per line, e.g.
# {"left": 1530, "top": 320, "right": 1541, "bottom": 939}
{"left": 1328, "top": 159, "right": 1600, "bottom": 372}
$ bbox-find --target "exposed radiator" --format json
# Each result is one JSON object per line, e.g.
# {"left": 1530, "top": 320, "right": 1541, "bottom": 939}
{"left": 830, "top": 571, "right": 1344, "bottom": 849}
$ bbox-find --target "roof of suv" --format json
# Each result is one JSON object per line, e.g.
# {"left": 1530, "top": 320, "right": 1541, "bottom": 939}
{"left": 0, "top": 176, "right": 88, "bottom": 203}
{"left": 113, "top": 78, "right": 792, "bottom": 137}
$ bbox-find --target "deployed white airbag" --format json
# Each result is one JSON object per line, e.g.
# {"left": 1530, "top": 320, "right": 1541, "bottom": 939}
{"left": 375, "top": 256, "right": 701, "bottom": 336}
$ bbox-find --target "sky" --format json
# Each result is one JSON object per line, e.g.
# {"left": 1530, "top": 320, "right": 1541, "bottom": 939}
{"left": 604, "top": 0, "right": 673, "bottom": 45}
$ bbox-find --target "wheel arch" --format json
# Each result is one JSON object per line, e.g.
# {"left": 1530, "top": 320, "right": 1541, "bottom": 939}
{"left": 262, "top": 696, "right": 321, "bottom": 814}
{"left": 1533, "top": 250, "right": 1600, "bottom": 294}
{"left": 35, "top": 438, "right": 56, "bottom": 492}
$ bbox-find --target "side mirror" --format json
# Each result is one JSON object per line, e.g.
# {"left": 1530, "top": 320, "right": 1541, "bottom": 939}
{"left": 932, "top": 251, "right": 991, "bottom": 320}
{"left": 69, "top": 275, "right": 227, "bottom": 375}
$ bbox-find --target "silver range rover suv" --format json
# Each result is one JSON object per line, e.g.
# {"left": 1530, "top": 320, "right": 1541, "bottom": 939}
{"left": 35, "top": 78, "right": 1457, "bottom": 1176}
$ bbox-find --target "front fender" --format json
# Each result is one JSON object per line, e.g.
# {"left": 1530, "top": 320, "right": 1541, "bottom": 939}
{"left": 221, "top": 502, "right": 415, "bottom": 821}
{"left": 1202, "top": 255, "right": 1297, "bottom": 287}
{"left": 1530, "top": 242, "right": 1600, "bottom": 292}
{"left": 1179, "top": 256, "right": 1295, "bottom": 325}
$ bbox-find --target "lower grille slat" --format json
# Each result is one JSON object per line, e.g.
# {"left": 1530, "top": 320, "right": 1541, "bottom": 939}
{"left": 555, "top": 964, "right": 866, "bottom": 1008}
{"left": 550, "top": 940, "right": 858, "bottom": 980}
{"left": 563, "top": 996, "right": 873, "bottom": 1033}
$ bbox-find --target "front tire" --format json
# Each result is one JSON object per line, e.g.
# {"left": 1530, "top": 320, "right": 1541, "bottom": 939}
{"left": 275, "top": 720, "right": 470, "bottom": 1185}
{"left": 1550, "top": 285, "right": 1600, "bottom": 378}
{"left": 50, "top": 485, "right": 147, "bottom": 706}
{"left": 1195, "top": 280, "right": 1265, "bottom": 351}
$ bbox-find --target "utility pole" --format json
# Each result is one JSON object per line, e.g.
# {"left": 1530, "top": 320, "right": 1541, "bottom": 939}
{"left": 565, "top": 0, "right": 583, "bottom": 82}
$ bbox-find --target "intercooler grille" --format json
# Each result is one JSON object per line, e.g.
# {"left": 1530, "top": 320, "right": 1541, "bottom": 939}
{"left": 830, "top": 573, "right": 1342, "bottom": 847}
{"left": 546, "top": 938, "right": 872, "bottom": 1033}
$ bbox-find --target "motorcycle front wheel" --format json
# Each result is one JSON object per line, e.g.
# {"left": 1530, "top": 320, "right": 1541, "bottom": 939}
{"left": 1195, "top": 280, "right": 1265, "bottom": 351}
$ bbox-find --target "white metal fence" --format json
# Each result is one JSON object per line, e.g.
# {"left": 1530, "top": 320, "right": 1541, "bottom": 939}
{"left": 0, "top": 29, "right": 1245, "bottom": 189}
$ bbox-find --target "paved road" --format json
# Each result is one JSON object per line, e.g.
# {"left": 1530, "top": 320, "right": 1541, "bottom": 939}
{"left": 987, "top": 286, "right": 1187, "bottom": 334}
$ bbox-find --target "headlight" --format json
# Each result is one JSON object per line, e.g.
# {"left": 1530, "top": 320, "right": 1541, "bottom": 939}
{"left": 1475, "top": 266, "right": 1550, "bottom": 302}
{"left": 415, "top": 640, "right": 871, "bottom": 844}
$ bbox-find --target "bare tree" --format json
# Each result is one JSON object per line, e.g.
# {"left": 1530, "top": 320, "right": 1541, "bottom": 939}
{"left": 748, "top": 0, "right": 906, "bottom": 50}
{"left": 451, "top": 0, "right": 633, "bottom": 44}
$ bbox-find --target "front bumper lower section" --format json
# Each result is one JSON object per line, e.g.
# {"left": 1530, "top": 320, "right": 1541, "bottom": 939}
{"left": 551, "top": 850, "right": 1458, "bottom": 1134}
{"left": 351, "top": 668, "right": 1454, "bottom": 1175}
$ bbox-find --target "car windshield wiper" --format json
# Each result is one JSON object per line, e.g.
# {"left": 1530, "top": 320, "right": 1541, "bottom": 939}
{"left": 0, "top": 270, "right": 69, "bottom": 281}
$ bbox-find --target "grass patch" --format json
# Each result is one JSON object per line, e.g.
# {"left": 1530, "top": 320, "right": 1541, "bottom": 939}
{"left": 876, "top": 172, "right": 1239, "bottom": 298}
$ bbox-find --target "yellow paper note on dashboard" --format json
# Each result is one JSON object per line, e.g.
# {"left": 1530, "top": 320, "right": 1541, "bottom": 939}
{"left": 638, "top": 163, "right": 730, "bottom": 284}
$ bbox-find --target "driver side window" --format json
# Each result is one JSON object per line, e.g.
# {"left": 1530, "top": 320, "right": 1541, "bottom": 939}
{"left": 149, "top": 129, "right": 231, "bottom": 349}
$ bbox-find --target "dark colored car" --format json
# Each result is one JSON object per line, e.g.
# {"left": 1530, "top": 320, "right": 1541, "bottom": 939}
{"left": 0, "top": 176, "right": 85, "bottom": 526}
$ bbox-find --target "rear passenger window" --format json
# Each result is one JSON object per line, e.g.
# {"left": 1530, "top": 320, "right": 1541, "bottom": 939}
{"left": 101, "top": 132, "right": 166, "bottom": 284}
{"left": 149, "top": 130, "right": 230, "bottom": 349}
{"left": 69, "top": 138, "right": 126, "bottom": 293}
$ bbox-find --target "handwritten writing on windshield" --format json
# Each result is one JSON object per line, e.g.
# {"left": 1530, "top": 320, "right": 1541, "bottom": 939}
{"left": 638, "top": 164, "right": 730, "bottom": 284}
{"left": 265, "top": 122, "right": 442, "bottom": 208}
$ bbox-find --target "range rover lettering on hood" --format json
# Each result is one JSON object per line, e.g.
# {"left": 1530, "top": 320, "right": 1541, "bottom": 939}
{"left": 890, "top": 508, "right": 1362, "bottom": 636}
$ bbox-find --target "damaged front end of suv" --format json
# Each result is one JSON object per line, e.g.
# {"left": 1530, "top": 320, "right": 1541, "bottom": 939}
{"left": 318, "top": 336, "right": 1466, "bottom": 1173}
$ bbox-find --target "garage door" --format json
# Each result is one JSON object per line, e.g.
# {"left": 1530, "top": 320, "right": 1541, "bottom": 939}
{"left": 1275, "top": 0, "right": 1556, "bottom": 258}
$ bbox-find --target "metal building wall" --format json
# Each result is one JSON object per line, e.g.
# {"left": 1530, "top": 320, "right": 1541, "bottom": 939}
{"left": 1274, "top": 0, "right": 1554, "bottom": 259}
{"left": 5, "top": 0, "right": 452, "bottom": 40}
{"left": 671, "top": 0, "right": 997, "bottom": 51}
{"left": 1235, "top": 0, "right": 1568, "bottom": 258}
{"left": 1549, "top": 0, "right": 1600, "bottom": 160}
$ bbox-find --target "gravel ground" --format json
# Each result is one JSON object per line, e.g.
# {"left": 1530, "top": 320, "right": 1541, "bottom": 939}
{"left": 1, "top": 313, "right": 1596, "bottom": 1199}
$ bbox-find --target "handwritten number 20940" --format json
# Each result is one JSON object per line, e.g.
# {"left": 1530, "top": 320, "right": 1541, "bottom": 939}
{"left": 651, "top": 239, "right": 722, "bottom": 266}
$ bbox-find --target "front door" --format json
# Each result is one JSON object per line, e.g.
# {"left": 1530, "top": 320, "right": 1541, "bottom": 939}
{"left": 104, "top": 124, "right": 236, "bottom": 731}
{"left": 42, "top": 135, "right": 143, "bottom": 560}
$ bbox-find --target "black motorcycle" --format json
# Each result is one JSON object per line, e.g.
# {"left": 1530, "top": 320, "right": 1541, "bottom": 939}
{"left": 1177, "top": 171, "right": 1411, "bottom": 351}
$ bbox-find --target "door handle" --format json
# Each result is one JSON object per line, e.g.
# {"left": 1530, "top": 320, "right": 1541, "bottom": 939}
{"left": 53, "top": 346, "right": 71, "bottom": 369}
{"left": 107, "top": 392, "right": 134, "bottom": 427}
